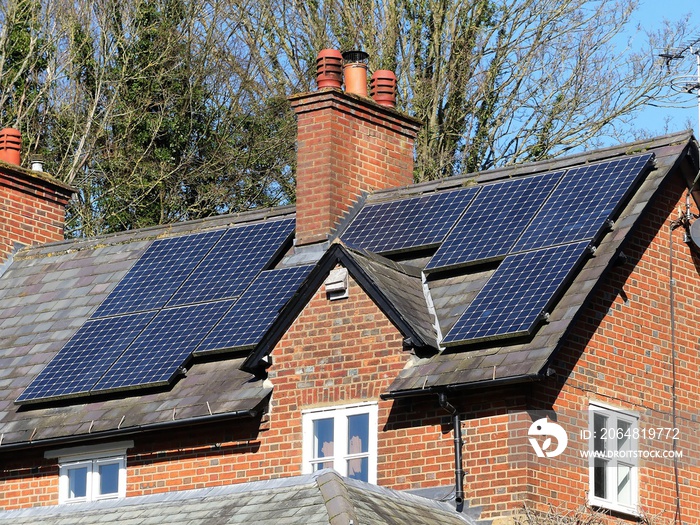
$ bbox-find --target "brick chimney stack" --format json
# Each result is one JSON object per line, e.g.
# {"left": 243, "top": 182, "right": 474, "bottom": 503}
{"left": 0, "top": 129, "right": 74, "bottom": 264}
{"left": 289, "top": 50, "right": 421, "bottom": 247}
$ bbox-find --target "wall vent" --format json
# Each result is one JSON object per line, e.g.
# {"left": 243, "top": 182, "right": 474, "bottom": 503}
{"left": 325, "top": 267, "right": 349, "bottom": 300}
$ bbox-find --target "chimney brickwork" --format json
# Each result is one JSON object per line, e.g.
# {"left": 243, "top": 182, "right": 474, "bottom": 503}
{"left": 290, "top": 89, "right": 420, "bottom": 246}
{"left": 0, "top": 163, "right": 74, "bottom": 263}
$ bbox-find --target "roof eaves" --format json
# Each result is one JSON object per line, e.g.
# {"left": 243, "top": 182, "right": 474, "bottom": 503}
{"left": 381, "top": 368, "right": 544, "bottom": 400}
{"left": 0, "top": 402, "right": 265, "bottom": 453}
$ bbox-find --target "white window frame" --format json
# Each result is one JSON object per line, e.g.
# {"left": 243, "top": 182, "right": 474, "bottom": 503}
{"left": 302, "top": 402, "right": 378, "bottom": 483}
{"left": 46, "top": 441, "right": 131, "bottom": 504}
{"left": 587, "top": 402, "right": 639, "bottom": 515}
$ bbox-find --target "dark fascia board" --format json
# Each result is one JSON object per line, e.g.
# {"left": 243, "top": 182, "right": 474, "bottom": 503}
{"left": 0, "top": 406, "right": 262, "bottom": 453}
{"left": 242, "top": 243, "right": 432, "bottom": 373}
{"left": 380, "top": 372, "right": 544, "bottom": 400}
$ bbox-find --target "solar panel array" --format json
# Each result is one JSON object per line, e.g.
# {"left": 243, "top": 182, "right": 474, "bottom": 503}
{"left": 168, "top": 220, "right": 294, "bottom": 306}
{"left": 19, "top": 150, "right": 655, "bottom": 403}
{"left": 94, "top": 230, "right": 224, "bottom": 317}
{"left": 341, "top": 188, "right": 479, "bottom": 253}
{"left": 92, "top": 300, "right": 236, "bottom": 392}
{"left": 439, "top": 153, "right": 653, "bottom": 345}
{"left": 511, "top": 154, "right": 653, "bottom": 252}
{"left": 19, "top": 218, "right": 299, "bottom": 404}
{"left": 16, "top": 312, "right": 156, "bottom": 402}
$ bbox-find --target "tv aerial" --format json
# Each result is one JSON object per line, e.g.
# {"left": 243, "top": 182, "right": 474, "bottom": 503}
{"left": 660, "top": 35, "right": 700, "bottom": 133}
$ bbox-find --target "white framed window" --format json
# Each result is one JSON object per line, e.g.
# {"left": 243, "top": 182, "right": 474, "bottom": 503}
{"left": 302, "top": 402, "right": 378, "bottom": 483}
{"left": 588, "top": 402, "right": 639, "bottom": 515}
{"left": 46, "top": 441, "right": 131, "bottom": 504}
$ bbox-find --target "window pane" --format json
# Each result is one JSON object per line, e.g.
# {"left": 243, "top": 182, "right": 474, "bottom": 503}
{"left": 593, "top": 413, "right": 607, "bottom": 453}
{"left": 617, "top": 463, "right": 632, "bottom": 506}
{"left": 347, "top": 456, "right": 368, "bottom": 482}
{"left": 347, "top": 414, "right": 369, "bottom": 454}
{"left": 594, "top": 458, "right": 607, "bottom": 499}
{"left": 99, "top": 463, "right": 120, "bottom": 495}
{"left": 68, "top": 467, "right": 88, "bottom": 499}
{"left": 313, "top": 418, "right": 334, "bottom": 460}
{"left": 618, "top": 420, "right": 631, "bottom": 454}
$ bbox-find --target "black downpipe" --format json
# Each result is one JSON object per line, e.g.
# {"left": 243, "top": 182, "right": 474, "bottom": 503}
{"left": 438, "top": 393, "right": 464, "bottom": 508}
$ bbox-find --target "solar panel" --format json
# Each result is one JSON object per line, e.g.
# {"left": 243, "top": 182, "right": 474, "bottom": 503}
{"left": 93, "top": 230, "right": 224, "bottom": 318}
{"left": 425, "top": 171, "right": 563, "bottom": 271}
{"left": 167, "top": 218, "right": 295, "bottom": 306}
{"left": 91, "top": 300, "right": 235, "bottom": 393}
{"left": 442, "top": 241, "right": 590, "bottom": 346}
{"left": 16, "top": 312, "right": 156, "bottom": 403}
{"left": 341, "top": 188, "right": 479, "bottom": 253}
{"left": 196, "top": 265, "right": 313, "bottom": 353}
{"left": 510, "top": 153, "right": 653, "bottom": 253}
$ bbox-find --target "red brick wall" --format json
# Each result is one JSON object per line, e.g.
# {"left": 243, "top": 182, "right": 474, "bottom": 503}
{"left": 290, "top": 90, "right": 419, "bottom": 246}
{"left": 0, "top": 166, "right": 73, "bottom": 262}
{"left": 267, "top": 273, "right": 455, "bottom": 490}
{"left": 0, "top": 448, "right": 57, "bottom": 508}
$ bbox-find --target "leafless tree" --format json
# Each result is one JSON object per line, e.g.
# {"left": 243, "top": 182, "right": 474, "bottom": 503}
{"left": 0, "top": 0, "right": 694, "bottom": 235}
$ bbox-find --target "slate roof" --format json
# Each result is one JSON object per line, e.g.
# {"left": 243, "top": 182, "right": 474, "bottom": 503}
{"left": 0, "top": 130, "right": 697, "bottom": 450}
{"left": 0, "top": 209, "right": 292, "bottom": 448}
{"left": 0, "top": 470, "right": 475, "bottom": 524}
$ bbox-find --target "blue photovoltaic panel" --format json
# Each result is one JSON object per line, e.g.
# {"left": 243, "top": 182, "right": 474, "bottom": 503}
{"left": 93, "top": 230, "right": 224, "bottom": 318}
{"left": 92, "top": 300, "right": 235, "bottom": 393}
{"left": 426, "top": 171, "right": 563, "bottom": 271}
{"left": 16, "top": 312, "right": 156, "bottom": 403}
{"left": 511, "top": 153, "right": 653, "bottom": 253}
{"left": 197, "top": 265, "right": 313, "bottom": 353}
{"left": 442, "top": 241, "right": 589, "bottom": 346}
{"left": 341, "top": 188, "right": 479, "bottom": 253}
{"left": 167, "top": 218, "right": 295, "bottom": 306}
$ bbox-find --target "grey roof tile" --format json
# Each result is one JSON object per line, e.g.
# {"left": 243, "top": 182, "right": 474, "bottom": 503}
{"left": 344, "top": 248, "right": 438, "bottom": 346}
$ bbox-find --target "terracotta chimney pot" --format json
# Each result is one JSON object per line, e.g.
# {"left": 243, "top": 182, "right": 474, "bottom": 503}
{"left": 342, "top": 50, "right": 369, "bottom": 97}
{"left": 0, "top": 128, "right": 22, "bottom": 166}
{"left": 370, "top": 70, "right": 397, "bottom": 107}
{"left": 316, "top": 49, "right": 343, "bottom": 89}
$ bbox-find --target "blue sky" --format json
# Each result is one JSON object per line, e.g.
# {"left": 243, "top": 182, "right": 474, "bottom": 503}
{"left": 630, "top": 0, "right": 699, "bottom": 136}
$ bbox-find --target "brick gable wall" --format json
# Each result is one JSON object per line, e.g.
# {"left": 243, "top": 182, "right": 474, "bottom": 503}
{"left": 521, "top": 172, "right": 700, "bottom": 522}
